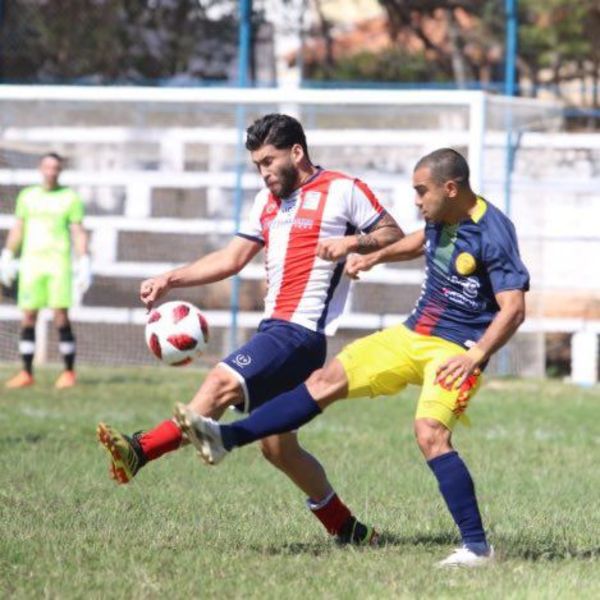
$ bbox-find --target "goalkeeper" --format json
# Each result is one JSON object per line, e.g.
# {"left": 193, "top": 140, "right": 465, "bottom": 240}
{"left": 1, "top": 152, "right": 92, "bottom": 389}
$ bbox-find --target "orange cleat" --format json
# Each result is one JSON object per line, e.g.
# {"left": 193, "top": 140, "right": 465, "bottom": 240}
{"left": 55, "top": 370, "right": 76, "bottom": 389}
{"left": 5, "top": 370, "right": 35, "bottom": 389}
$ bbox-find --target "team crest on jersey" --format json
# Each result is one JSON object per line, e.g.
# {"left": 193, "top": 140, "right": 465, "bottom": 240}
{"left": 233, "top": 354, "right": 252, "bottom": 368}
{"left": 302, "top": 191, "right": 321, "bottom": 211}
{"left": 455, "top": 252, "right": 477, "bottom": 276}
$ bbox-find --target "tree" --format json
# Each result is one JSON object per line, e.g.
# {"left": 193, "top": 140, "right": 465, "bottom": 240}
{"left": 0, "top": 0, "right": 261, "bottom": 84}
{"left": 377, "top": 0, "right": 600, "bottom": 103}
{"left": 378, "top": 0, "right": 485, "bottom": 85}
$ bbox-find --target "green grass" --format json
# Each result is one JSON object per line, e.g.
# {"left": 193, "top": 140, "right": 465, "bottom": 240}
{"left": 1, "top": 365, "right": 599, "bottom": 599}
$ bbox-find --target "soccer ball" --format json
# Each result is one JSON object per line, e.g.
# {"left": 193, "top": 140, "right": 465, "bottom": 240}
{"left": 145, "top": 301, "right": 209, "bottom": 366}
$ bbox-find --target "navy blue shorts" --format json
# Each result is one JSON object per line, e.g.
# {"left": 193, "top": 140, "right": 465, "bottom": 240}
{"left": 220, "top": 319, "right": 326, "bottom": 413}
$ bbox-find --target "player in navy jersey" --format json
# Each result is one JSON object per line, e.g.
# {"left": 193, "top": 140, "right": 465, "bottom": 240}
{"left": 177, "top": 148, "right": 530, "bottom": 567}
{"left": 97, "top": 113, "right": 403, "bottom": 545}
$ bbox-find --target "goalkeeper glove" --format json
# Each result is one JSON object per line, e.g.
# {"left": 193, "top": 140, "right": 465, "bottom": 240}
{"left": 75, "top": 254, "right": 93, "bottom": 295}
{"left": 0, "top": 248, "right": 18, "bottom": 287}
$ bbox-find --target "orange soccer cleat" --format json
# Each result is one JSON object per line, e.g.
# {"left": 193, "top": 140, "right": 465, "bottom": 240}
{"left": 55, "top": 370, "right": 76, "bottom": 389}
{"left": 5, "top": 370, "right": 35, "bottom": 389}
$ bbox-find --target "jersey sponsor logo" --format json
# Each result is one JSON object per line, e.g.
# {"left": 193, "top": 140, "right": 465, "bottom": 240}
{"left": 267, "top": 213, "right": 314, "bottom": 230}
{"left": 460, "top": 276, "right": 480, "bottom": 299}
{"left": 302, "top": 191, "right": 321, "bottom": 211}
{"left": 442, "top": 276, "right": 481, "bottom": 308}
{"left": 233, "top": 353, "right": 252, "bottom": 368}
{"left": 294, "top": 217, "right": 314, "bottom": 230}
{"left": 455, "top": 252, "right": 477, "bottom": 276}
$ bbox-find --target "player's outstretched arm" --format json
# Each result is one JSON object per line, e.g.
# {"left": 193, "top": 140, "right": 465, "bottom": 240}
{"left": 435, "top": 289, "right": 526, "bottom": 388}
{"left": 140, "top": 236, "right": 262, "bottom": 309}
{"left": 345, "top": 229, "right": 425, "bottom": 279}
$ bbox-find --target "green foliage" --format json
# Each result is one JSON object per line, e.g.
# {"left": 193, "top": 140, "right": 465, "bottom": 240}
{"left": 1, "top": 366, "right": 599, "bottom": 598}
{"left": 306, "top": 47, "right": 451, "bottom": 83}
{"left": 0, "top": 0, "right": 241, "bottom": 83}
{"left": 519, "top": 0, "right": 593, "bottom": 72}
{"left": 376, "top": 0, "right": 599, "bottom": 91}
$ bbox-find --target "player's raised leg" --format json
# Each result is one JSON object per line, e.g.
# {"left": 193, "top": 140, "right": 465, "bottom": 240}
{"left": 96, "top": 424, "right": 148, "bottom": 484}
{"left": 97, "top": 364, "right": 237, "bottom": 484}
{"left": 175, "top": 358, "right": 348, "bottom": 461}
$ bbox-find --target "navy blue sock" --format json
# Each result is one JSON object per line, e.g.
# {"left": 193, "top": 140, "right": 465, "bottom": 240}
{"left": 427, "top": 451, "right": 488, "bottom": 551}
{"left": 220, "top": 384, "right": 321, "bottom": 450}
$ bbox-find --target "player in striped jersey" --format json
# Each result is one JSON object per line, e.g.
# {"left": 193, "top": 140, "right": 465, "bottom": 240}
{"left": 98, "top": 114, "right": 403, "bottom": 545}
{"left": 176, "top": 148, "right": 530, "bottom": 566}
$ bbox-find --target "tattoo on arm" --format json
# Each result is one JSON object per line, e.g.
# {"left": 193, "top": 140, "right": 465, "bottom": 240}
{"left": 355, "top": 213, "right": 402, "bottom": 254}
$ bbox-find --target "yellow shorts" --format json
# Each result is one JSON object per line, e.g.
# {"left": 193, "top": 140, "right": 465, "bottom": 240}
{"left": 336, "top": 324, "right": 482, "bottom": 430}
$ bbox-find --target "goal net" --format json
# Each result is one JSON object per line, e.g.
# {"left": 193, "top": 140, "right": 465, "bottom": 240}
{"left": 2, "top": 85, "right": 584, "bottom": 378}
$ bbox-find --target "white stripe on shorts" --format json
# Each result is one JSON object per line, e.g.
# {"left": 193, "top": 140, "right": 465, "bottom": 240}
{"left": 217, "top": 361, "right": 250, "bottom": 413}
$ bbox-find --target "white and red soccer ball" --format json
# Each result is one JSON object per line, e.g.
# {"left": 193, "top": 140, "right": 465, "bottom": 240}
{"left": 145, "top": 301, "right": 209, "bottom": 366}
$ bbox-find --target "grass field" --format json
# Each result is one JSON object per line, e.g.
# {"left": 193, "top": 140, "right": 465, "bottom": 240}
{"left": 1, "top": 364, "right": 599, "bottom": 599}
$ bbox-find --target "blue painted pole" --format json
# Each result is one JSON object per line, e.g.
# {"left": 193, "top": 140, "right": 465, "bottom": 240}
{"left": 503, "top": 0, "right": 518, "bottom": 218}
{"left": 238, "top": 0, "right": 251, "bottom": 88}
{"left": 229, "top": 0, "right": 252, "bottom": 352}
{"left": 500, "top": 0, "right": 518, "bottom": 376}
{"left": 504, "top": 0, "right": 517, "bottom": 97}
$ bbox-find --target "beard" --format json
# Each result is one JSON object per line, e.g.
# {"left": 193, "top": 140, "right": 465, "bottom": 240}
{"left": 273, "top": 163, "right": 300, "bottom": 199}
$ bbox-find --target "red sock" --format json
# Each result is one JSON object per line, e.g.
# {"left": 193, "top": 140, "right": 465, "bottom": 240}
{"left": 309, "top": 493, "right": 352, "bottom": 536}
{"left": 139, "top": 419, "right": 182, "bottom": 461}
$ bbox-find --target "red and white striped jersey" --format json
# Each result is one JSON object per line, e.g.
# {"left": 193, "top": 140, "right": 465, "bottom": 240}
{"left": 238, "top": 169, "right": 384, "bottom": 335}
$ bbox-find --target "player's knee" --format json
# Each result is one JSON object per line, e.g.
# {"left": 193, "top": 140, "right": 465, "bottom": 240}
{"left": 260, "top": 437, "right": 293, "bottom": 469}
{"left": 414, "top": 419, "right": 451, "bottom": 459}
{"left": 22, "top": 312, "right": 37, "bottom": 328}
{"left": 203, "top": 367, "right": 241, "bottom": 408}
{"left": 260, "top": 439, "right": 282, "bottom": 467}
{"left": 305, "top": 361, "right": 347, "bottom": 407}
{"left": 53, "top": 310, "right": 70, "bottom": 329}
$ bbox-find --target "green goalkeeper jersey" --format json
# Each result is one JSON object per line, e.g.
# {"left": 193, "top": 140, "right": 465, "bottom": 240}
{"left": 16, "top": 185, "right": 84, "bottom": 263}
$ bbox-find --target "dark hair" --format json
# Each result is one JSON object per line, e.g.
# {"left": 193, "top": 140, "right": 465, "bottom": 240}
{"left": 245, "top": 114, "right": 309, "bottom": 159}
{"left": 414, "top": 148, "right": 470, "bottom": 189}
{"left": 41, "top": 152, "right": 64, "bottom": 163}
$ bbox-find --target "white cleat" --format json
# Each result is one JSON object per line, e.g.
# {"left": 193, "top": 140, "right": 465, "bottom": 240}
{"left": 173, "top": 403, "right": 228, "bottom": 466}
{"left": 437, "top": 545, "right": 495, "bottom": 568}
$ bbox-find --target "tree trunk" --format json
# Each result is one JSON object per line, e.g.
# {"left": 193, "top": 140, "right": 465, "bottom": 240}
{"left": 445, "top": 8, "right": 470, "bottom": 87}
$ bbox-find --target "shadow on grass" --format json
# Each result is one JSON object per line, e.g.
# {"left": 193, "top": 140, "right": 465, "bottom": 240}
{"left": 254, "top": 532, "right": 600, "bottom": 561}
{"left": 252, "top": 541, "right": 333, "bottom": 556}
{"left": 377, "top": 532, "right": 457, "bottom": 547}
{"left": 251, "top": 532, "right": 458, "bottom": 556}
{"left": 0, "top": 433, "right": 44, "bottom": 446}
{"left": 497, "top": 539, "right": 600, "bottom": 561}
